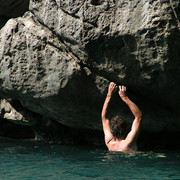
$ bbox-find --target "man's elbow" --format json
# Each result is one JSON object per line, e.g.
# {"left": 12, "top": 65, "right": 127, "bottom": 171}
{"left": 136, "top": 111, "right": 142, "bottom": 122}
{"left": 101, "top": 111, "right": 108, "bottom": 122}
{"left": 101, "top": 109, "right": 107, "bottom": 119}
{"left": 101, "top": 113, "right": 106, "bottom": 120}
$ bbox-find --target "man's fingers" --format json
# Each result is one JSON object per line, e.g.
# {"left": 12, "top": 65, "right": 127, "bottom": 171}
{"left": 109, "top": 82, "right": 113, "bottom": 88}
{"left": 119, "top": 85, "right": 126, "bottom": 91}
{"left": 110, "top": 83, "right": 126, "bottom": 92}
{"left": 110, "top": 82, "right": 116, "bottom": 88}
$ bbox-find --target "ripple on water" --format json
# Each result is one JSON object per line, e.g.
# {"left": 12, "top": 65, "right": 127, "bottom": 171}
{"left": 0, "top": 140, "right": 180, "bottom": 179}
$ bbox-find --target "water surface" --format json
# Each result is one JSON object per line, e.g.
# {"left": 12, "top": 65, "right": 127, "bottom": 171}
{"left": 0, "top": 139, "right": 179, "bottom": 179}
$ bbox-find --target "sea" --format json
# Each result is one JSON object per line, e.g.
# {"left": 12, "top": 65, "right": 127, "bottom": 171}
{"left": 0, "top": 139, "right": 180, "bottom": 180}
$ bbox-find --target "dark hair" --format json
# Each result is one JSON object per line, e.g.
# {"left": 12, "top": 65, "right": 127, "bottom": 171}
{"left": 110, "top": 115, "right": 127, "bottom": 139}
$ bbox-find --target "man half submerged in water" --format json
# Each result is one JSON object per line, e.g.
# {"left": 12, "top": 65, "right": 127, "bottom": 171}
{"left": 101, "top": 82, "right": 142, "bottom": 152}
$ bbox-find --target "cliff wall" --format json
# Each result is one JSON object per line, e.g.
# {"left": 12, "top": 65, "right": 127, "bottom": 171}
{"left": 0, "top": 0, "right": 180, "bottom": 145}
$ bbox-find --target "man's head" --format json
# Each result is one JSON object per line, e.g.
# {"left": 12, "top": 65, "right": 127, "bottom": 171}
{"left": 110, "top": 115, "right": 127, "bottom": 139}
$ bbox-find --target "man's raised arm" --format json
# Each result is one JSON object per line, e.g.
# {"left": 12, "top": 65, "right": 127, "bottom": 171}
{"left": 118, "top": 86, "right": 142, "bottom": 145}
{"left": 101, "top": 82, "right": 117, "bottom": 145}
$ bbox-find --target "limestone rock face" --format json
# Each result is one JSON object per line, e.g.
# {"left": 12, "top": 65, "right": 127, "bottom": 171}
{"left": 0, "top": 12, "right": 108, "bottom": 130}
{"left": 29, "top": 0, "right": 180, "bottom": 108}
{"left": 0, "top": 0, "right": 180, "bottom": 136}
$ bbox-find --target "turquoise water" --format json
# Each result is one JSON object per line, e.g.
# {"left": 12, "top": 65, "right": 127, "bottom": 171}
{"left": 0, "top": 139, "right": 180, "bottom": 180}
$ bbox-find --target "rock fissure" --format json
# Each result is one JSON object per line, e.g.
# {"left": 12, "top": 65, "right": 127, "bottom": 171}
{"left": 53, "top": 0, "right": 80, "bottom": 20}
{"left": 29, "top": 9, "right": 116, "bottom": 84}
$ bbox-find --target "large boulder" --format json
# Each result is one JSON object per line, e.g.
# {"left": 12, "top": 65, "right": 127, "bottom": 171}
{"left": 0, "top": 0, "right": 180, "bottom": 139}
{"left": 0, "top": 12, "right": 108, "bottom": 131}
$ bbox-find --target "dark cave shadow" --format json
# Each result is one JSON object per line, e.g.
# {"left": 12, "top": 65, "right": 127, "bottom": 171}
{"left": 84, "top": 34, "right": 141, "bottom": 86}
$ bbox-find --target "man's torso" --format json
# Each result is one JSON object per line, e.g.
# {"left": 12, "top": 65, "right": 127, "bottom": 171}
{"left": 107, "top": 140, "right": 137, "bottom": 152}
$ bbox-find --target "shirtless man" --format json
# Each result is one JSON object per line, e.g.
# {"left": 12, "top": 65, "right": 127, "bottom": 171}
{"left": 101, "top": 82, "right": 142, "bottom": 151}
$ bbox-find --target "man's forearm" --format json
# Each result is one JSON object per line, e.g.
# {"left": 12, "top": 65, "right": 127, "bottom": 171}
{"left": 101, "top": 94, "right": 111, "bottom": 120}
{"left": 121, "top": 96, "right": 142, "bottom": 119}
{"left": 102, "top": 82, "right": 117, "bottom": 120}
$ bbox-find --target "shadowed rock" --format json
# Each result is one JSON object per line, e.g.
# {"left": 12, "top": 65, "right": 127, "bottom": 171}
{"left": 0, "top": 99, "right": 36, "bottom": 125}
{"left": 0, "top": 0, "right": 29, "bottom": 29}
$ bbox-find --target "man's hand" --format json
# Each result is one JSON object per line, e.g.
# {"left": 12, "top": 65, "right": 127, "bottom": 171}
{"left": 118, "top": 85, "right": 127, "bottom": 99}
{"left": 107, "top": 82, "right": 117, "bottom": 97}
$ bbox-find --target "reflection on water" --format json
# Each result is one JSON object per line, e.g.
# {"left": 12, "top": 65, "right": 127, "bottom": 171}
{"left": 0, "top": 139, "right": 180, "bottom": 179}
